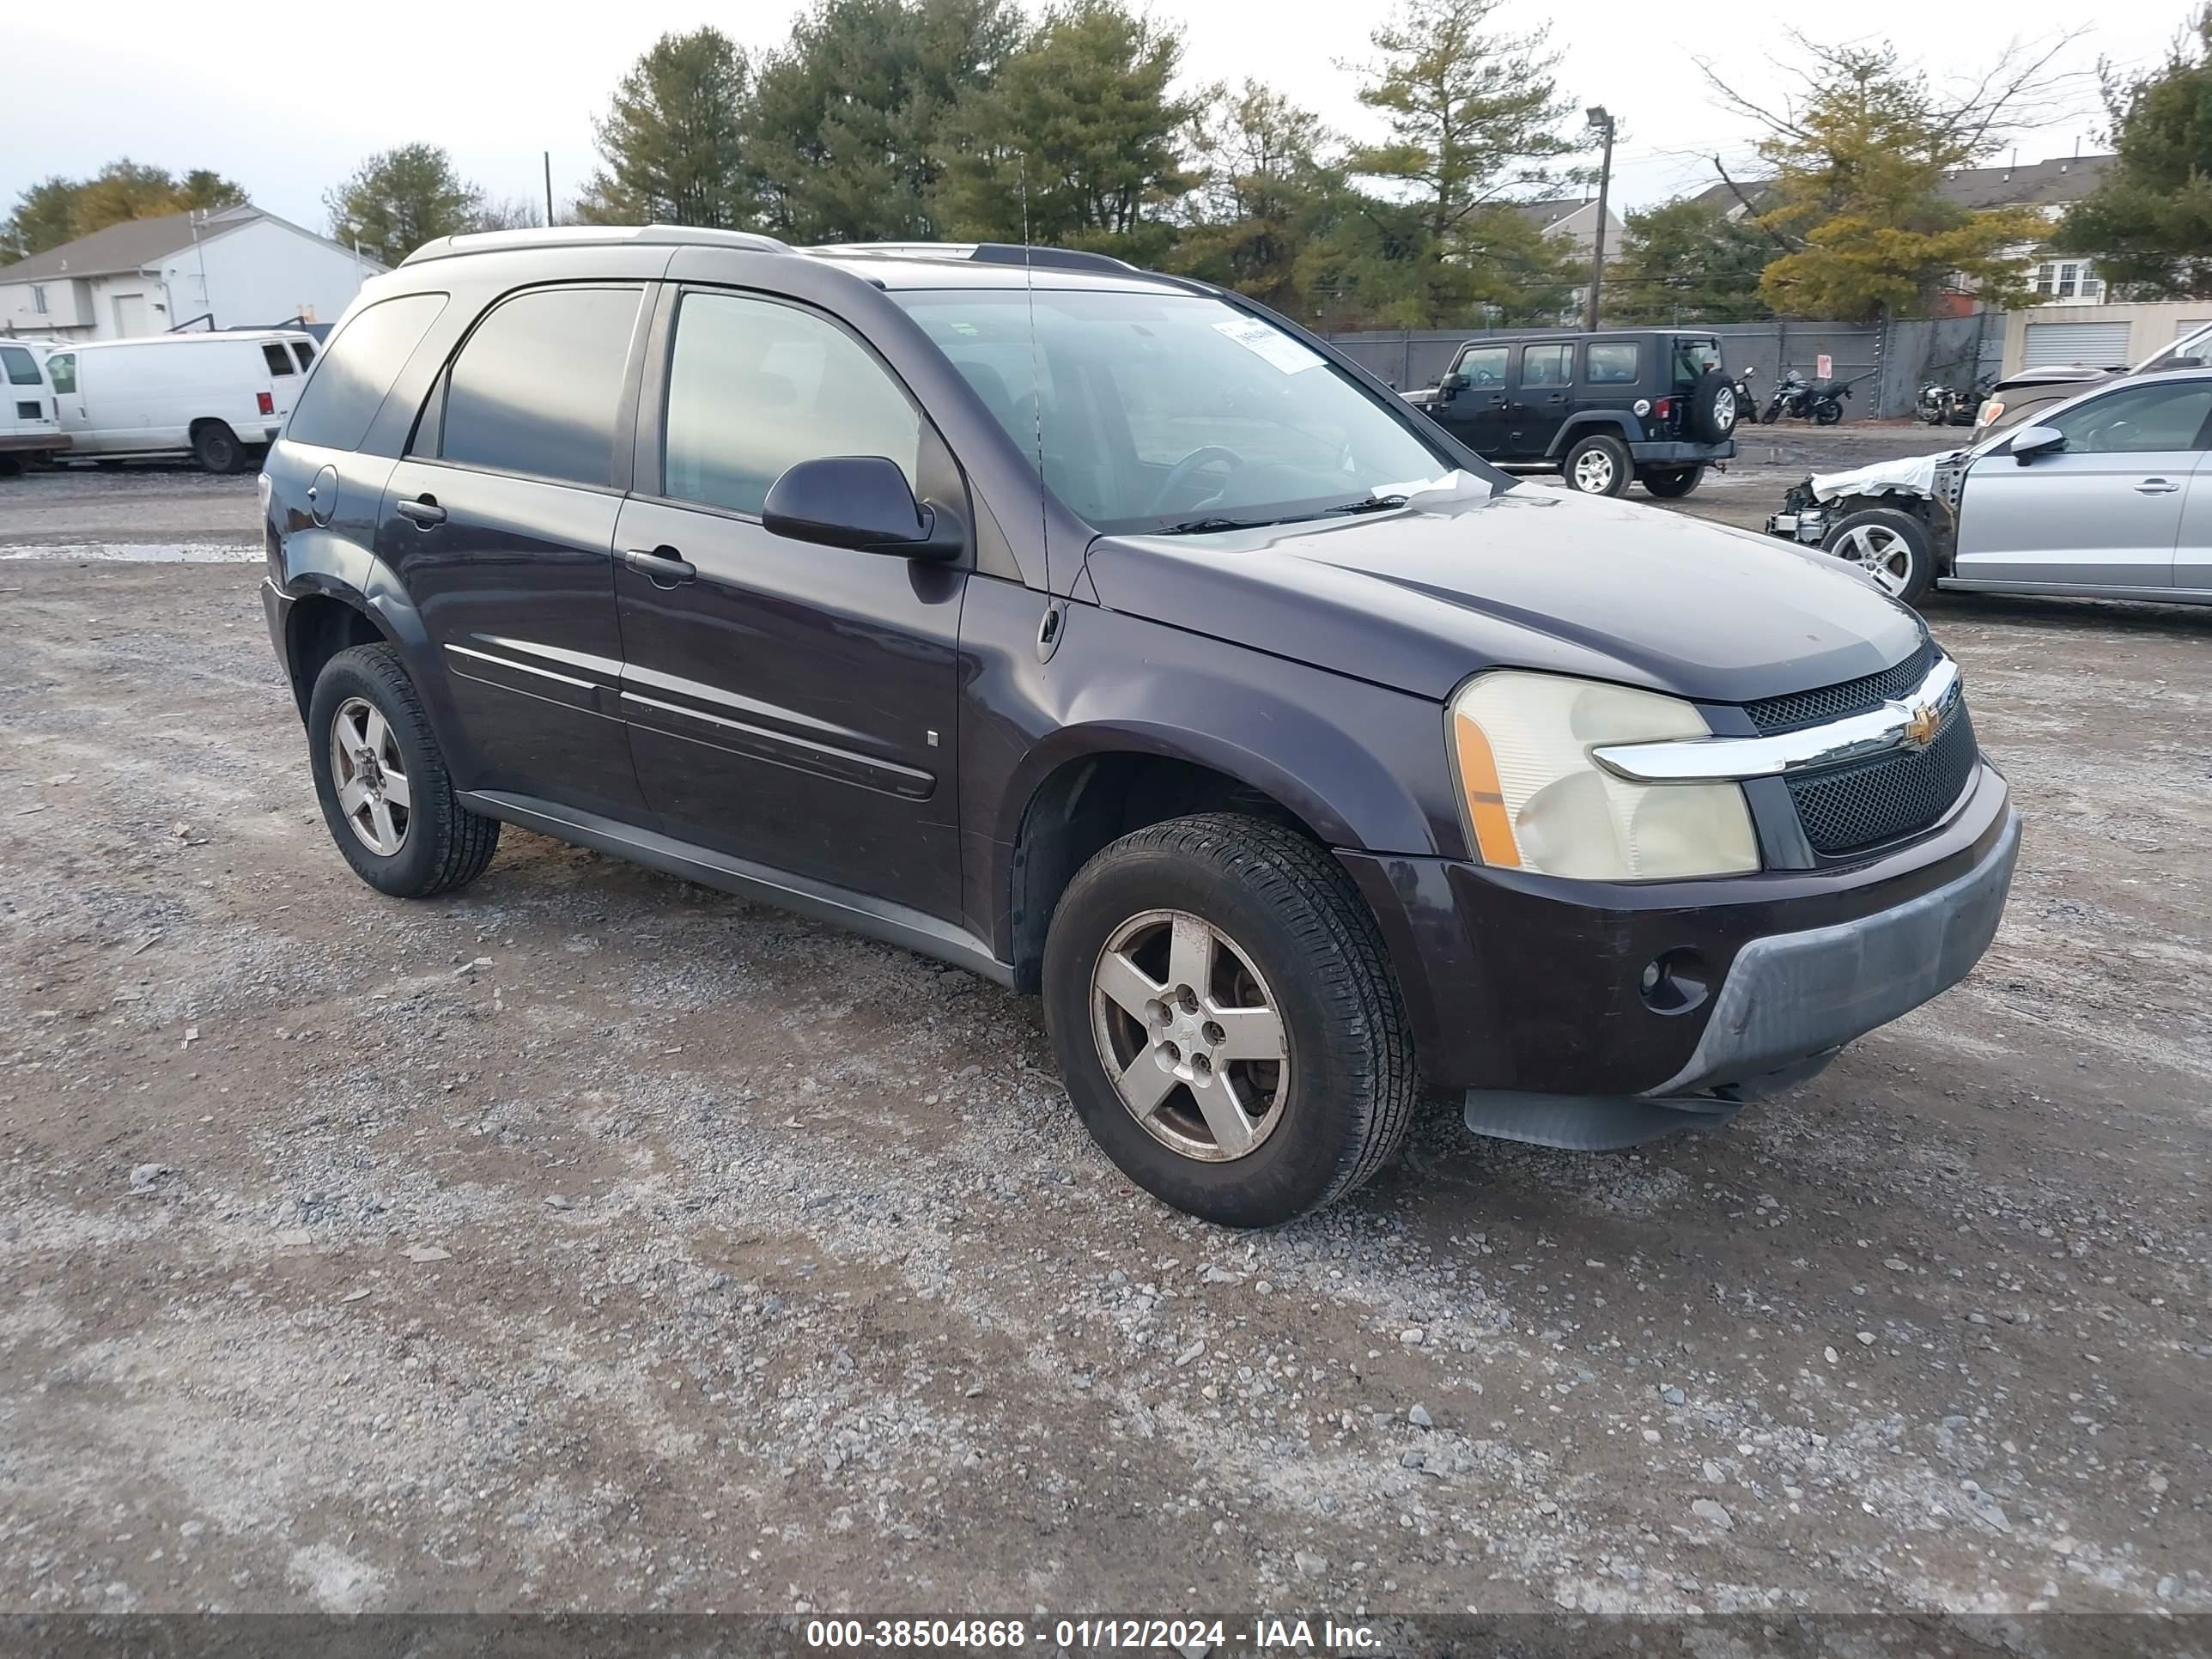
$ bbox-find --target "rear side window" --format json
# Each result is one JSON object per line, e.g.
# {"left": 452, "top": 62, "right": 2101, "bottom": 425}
{"left": 288, "top": 293, "right": 448, "bottom": 451}
{"left": 1, "top": 346, "right": 40, "bottom": 386}
{"left": 262, "top": 343, "right": 295, "bottom": 376}
{"left": 661, "top": 290, "right": 919, "bottom": 516}
{"left": 1585, "top": 342, "right": 1638, "bottom": 385}
{"left": 1457, "top": 345, "right": 1507, "bottom": 386}
{"left": 46, "top": 353, "right": 75, "bottom": 395}
{"left": 293, "top": 342, "right": 315, "bottom": 370}
{"left": 1521, "top": 344, "right": 1572, "bottom": 387}
{"left": 439, "top": 287, "right": 641, "bottom": 488}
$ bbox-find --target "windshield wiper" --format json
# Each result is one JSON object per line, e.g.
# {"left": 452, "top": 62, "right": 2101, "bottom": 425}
{"left": 1154, "top": 515, "right": 1278, "bottom": 535}
{"left": 1313, "top": 493, "right": 1409, "bottom": 517}
{"left": 1154, "top": 495, "right": 1412, "bottom": 537}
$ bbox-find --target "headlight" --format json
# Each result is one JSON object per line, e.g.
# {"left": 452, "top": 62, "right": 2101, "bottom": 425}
{"left": 1448, "top": 672, "right": 1759, "bottom": 879}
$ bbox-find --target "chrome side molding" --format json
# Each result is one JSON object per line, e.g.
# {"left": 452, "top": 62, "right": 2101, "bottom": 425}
{"left": 1595, "top": 656, "right": 1961, "bottom": 784}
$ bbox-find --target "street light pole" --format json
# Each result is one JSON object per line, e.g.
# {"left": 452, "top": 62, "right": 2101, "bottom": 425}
{"left": 1584, "top": 106, "right": 1614, "bottom": 333}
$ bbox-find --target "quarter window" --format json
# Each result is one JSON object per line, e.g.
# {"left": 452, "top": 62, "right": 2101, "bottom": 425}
{"left": 293, "top": 343, "right": 315, "bottom": 370}
{"left": 261, "top": 343, "right": 295, "bottom": 376}
{"left": 1, "top": 345, "right": 40, "bottom": 386}
{"left": 662, "top": 290, "right": 921, "bottom": 517}
{"left": 46, "top": 353, "right": 75, "bottom": 396}
{"left": 440, "top": 286, "right": 641, "bottom": 488}
{"left": 1583, "top": 342, "right": 1639, "bottom": 385}
{"left": 288, "top": 293, "right": 447, "bottom": 451}
{"left": 1520, "top": 344, "right": 1572, "bottom": 388}
{"left": 2045, "top": 381, "right": 2212, "bottom": 454}
{"left": 1456, "top": 345, "right": 1507, "bottom": 386}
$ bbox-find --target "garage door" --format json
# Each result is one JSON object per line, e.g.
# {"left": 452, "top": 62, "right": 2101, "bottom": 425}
{"left": 2021, "top": 321, "right": 2131, "bottom": 369}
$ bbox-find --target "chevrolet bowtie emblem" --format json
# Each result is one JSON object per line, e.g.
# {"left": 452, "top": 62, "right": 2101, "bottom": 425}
{"left": 1900, "top": 701, "right": 1942, "bottom": 751}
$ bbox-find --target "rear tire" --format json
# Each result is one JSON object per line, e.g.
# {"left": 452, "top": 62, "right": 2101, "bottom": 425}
{"left": 1814, "top": 399, "right": 1844, "bottom": 427}
{"left": 191, "top": 421, "right": 244, "bottom": 473}
{"left": 1042, "top": 813, "right": 1418, "bottom": 1228}
{"left": 1562, "top": 433, "right": 1632, "bottom": 497}
{"left": 1821, "top": 507, "right": 1935, "bottom": 605}
{"left": 307, "top": 643, "right": 500, "bottom": 898}
{"left": 1640, "top": 465, "right": 1704, "bottom": 499}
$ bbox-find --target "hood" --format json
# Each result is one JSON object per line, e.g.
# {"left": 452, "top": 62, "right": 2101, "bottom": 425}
{"left": 1810, "top": 450, "right": 1964, "bottom": 503}
{"left": 1082, "top": 484, "right": 1925, "bottom": 705}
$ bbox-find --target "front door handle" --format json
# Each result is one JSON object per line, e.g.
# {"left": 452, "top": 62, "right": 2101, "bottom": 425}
{"left": 2134, "top": 478, "right": 2180, "bottom": 494}
{"left": 623, "top": 546, "right": 696, "bottom": 586}
{"left": 396, "top": 495, "right": 446, "bottom": 526}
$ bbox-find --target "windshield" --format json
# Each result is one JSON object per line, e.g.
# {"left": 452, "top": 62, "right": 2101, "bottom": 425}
{"left": 2136, "top": 321, "right": 2212, "bottom": 374}
{"left": 892, "top": 287, "right": 1492, "bottom": 533}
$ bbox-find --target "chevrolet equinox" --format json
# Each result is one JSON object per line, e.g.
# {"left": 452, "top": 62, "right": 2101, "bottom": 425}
{"left": 259, "top": 227, "right": 2021, "bottom": 1228}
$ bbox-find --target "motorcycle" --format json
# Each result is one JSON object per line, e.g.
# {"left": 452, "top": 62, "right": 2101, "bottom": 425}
{"left": 1917, "top": 377, "right": 1990, "bottom": 426}
{"left": 1731, "top": 365, "right": 1761, "bottom": 424}
{"left": 1765, "top": 368, "right": 1865, "bottom": 425}
{"left": 1761, "top": 370, "right": 1815, "bottom": 423}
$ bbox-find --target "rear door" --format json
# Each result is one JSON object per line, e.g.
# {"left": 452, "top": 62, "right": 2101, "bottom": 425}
{"left": 0, "top": 343, "right": 58, "bottom": 450}
{"left": 376, "top": 283, "right": 653, "bottom": 822}
{"left": 1426, "top": 343, "right": 1510, "bottom": 456}
{"left": 611, "top": 283, "right": 969, "bottom": 920}
{"left": 1512, "top": 342, "right": 1574, "bottom": 456}
{"left": 257, "top": 339, "right": 304, "bottom": 432}
{"left": 1954, "top": 378, "right": 2212, "bottom": 589}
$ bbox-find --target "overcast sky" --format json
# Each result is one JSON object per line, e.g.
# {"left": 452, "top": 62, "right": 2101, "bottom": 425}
{"left": 4, "top": 0, "right": 2180, "bottom": 240}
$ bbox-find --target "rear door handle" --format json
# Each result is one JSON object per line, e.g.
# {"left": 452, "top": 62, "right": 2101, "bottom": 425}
{"left": 623, "top": 546, "right": 696, "bottom": 586}
{"left": 396, "top": 495, "right": 446, "bottom": 526}
{"left": 2134, "top": 478, "right": 2180, "bottom": 494}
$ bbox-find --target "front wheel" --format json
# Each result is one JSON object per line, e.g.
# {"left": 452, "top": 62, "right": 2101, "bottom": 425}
{"left": 1640, "top": 465, "right": 1704, "bottom": 499}
{"left": 1822, "top": 507, "right": 1935, "bottom": 605}
{"left": 1042, "top": 813, "right": 1418, "bottom": 1228}
{"left": 1562, "top": 433, "right": 1632, "bottom": 497}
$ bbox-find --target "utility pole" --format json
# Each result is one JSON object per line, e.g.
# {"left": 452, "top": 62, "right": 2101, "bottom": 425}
{"left": 544, "top": 152, "right": 555, "bottom": 228}
{"left": 1583, "top": 106, "right": 1614, "bottom": 333}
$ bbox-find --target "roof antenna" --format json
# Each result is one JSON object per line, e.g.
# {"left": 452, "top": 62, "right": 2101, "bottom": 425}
{"left": 1021, "top": 162, "right": 1062, "bottom": 659}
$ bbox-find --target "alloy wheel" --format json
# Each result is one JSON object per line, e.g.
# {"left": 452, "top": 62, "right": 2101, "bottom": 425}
{"left": 1571, "top": 449, "right": 1616, "bottom": 492}
{"left": 1712, "top": 385, "right": 1736, "bottom": 431}
{"left": 1836, "top": 524, "right": 1914, "bottom": 597}
{"left": 1089, "top": 909, "right": 1289, "bottom": 1162}
{"left": 329, "top": 696, "right": 412, "bottom": 856}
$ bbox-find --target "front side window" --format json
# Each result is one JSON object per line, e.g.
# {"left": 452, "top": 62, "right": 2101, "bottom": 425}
{"left": 288, "top": 293, "right": 447, "bottom": 451}
{"left": 1, "top": 345, "right": 40, "bottom": 386}
{"left": 1584, "top": 342, "right": 1639, "bottom": 385}
{"left": 2045, "top": 381, "right": 2212, "bottom": 454}
{"left": 1457, "top": 345, "right": 1508, "bottom": 386}
{"left": 1520, "top": 344, "right": 1571, "bottom": 388}
{"left": 261, "top": 343, "right": 295, "bottom": 376}
{"left": 662, "top": 291, "right": 921, "bottom": 517}
{"left": 46, "top": 353, "right": 75, "bottom": 396}
{"left": 440, "top": 286, "right": 641, "bottom": 487}
{"left": 893, "top": 288, "right": 1476, "bottom": 533}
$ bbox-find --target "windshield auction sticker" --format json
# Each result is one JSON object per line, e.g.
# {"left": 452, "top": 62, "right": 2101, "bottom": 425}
{"left": 1210, "top": 317, "right": 1325, "bottom": 374}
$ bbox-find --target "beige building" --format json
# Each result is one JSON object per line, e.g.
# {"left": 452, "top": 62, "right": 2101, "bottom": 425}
{"left": 2000, "top": 300, "right": 2212, "bottom": 375}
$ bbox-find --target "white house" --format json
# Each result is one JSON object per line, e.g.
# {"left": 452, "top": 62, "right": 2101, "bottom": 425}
{"left": 1513, "top": 197, "right": 1627, "bottom": 264}
{"left": 0, "top": 204, "right": 385, "bottom": 343}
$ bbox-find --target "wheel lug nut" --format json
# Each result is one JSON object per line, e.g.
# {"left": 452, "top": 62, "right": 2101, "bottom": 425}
{"left": 1161, "top": 1041, "right": 1180, "bottom": 1062}
{"left": 1203, "top": 1021, "right": 1225, "bottom": 1046}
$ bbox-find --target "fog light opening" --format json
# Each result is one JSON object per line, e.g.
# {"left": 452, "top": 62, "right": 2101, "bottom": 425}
{"left": 1640, "top": 949, "right": 1711, "bottom": 1015}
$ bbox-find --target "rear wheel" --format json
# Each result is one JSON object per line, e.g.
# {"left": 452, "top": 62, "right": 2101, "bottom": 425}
{"left": 1640, "top": 465, "right": 1704, "bottom": 498}
{"left": 1821, "top": 507, "right": 1935, "bottom": 605}
{"left": 1562, "top": 433, "right": 1632, "bottom": 497}
{"left": 307, "top": 643, "right": 500, "bottom": 897}
{"left": 1042, "top": 813, "right": 1418, "bottom": 1228}
{"left": 1814, "top": 398, "right": 1844, "bottom": 427}
{"left": 191, "top": 421, "right": 243, "bottom": 473}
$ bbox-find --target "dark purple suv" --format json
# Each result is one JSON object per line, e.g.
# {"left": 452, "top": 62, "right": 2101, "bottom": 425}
{"left": 258, "top": 227, "right": 2020, "bottom": 1227}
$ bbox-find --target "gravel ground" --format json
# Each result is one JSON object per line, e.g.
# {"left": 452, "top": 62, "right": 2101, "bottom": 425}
{"left": 0, "top": 459, "right": 2207, "bottom": 1632}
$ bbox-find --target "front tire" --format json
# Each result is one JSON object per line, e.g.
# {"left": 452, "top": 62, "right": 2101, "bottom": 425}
{"left": 1042, "top": 813, "right": 1418, "bottom": 1228}
{"left": 307, "top": 643, "right": 500, "bottom": 897}
{"left": 1821, "top": 507, "right": 1935, "bottom": 605}
{"left": 1562, "top": 433, "right": 1632, "bottom": 497}
{"left": 1640, "top": 465, "right": 1704, "bottom": 498}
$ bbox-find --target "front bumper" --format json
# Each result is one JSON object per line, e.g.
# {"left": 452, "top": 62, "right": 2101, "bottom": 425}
{"left": 1340, "top": 763, "right": 2017, "bottom": 1114}
{"left": 1631, "top": 438, "right": 1735, "bottom": 464}
{"left": 1768, "top": 506, "right": 1828, "bottom": 544}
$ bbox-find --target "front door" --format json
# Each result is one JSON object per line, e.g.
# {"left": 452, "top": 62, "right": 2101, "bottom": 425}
{"left": 613, "top": 286, "right": 969, "bottom": 921}
{"left": 376, "top": 282, "right": 651, "bottom": 823}
{"left": 1428, "top": 343, "right": 1510, "bottom": 457}
{"left": 1512, "top": 341, "right": 1575, "bottom": 457}
{"left": 1954, "top": 378, "right": 2212, "bottom": 589}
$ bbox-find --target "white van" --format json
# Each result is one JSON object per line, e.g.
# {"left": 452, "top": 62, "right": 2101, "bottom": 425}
{"left": 0, "top": 340, "right": 67, "bottom": 472}
{"left": 42, "top": 330, "right": 318, "bottom": 472}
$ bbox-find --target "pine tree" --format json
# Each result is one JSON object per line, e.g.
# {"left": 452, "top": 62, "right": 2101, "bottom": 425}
{"left": 324, "top": 145, "right": 487, "bottom": 266}
{"left": 579, "top": 27, "right": 756, "bottom": 228}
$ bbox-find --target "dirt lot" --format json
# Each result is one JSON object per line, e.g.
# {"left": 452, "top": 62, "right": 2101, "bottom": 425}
{"left": 1, "top": 455, "right": 2208, "bottom": 1633}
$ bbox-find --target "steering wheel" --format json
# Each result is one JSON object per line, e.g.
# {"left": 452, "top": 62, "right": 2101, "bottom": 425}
{"left": 1152, "top": 446, "right": 1245, "bottom": 514}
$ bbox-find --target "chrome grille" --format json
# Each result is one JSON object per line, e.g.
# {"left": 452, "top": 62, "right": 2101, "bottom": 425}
{"left": 1745, "top": 639, "right": 1942, "bottom": 735}
{"left": 1787, "top": 704, "right": 1978, "bottom": 855}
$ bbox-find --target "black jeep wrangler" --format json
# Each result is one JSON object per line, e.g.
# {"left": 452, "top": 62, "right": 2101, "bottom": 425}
{"left": 1407, "top": 331, "right": 1740, "bottom": 497}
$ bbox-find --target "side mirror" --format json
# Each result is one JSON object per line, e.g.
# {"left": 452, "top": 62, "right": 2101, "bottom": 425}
{"left": 762, "top": 455, "right": 960, "bottom": 559}
{"left": 1440, "top": 371, "right": 1469, "bottom": 393}
{"left": 2008, "top": 424, "right": 2066, "bottom": 463}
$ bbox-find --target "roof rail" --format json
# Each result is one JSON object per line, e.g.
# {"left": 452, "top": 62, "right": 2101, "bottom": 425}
{"left": 804, "top": 240, "right": 1142, "bottom": 276}
{"left": 399, "top": 224, "right": 792, "bottom": 267}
